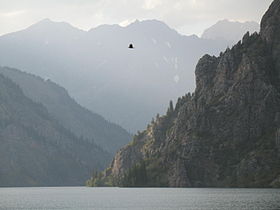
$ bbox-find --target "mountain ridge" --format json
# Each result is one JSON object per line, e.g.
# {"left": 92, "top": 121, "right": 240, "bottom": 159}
{"left": 201, "top": 19, "right": 259, "bottom": 44}
{"left": 0, "top": 18, "right": 231, "bottom": 132}
{"left": 0, "top": 66, "right": 132, "bottom": 154}
{"left": 0, "top": 72, "right": 110, "bottom": 187}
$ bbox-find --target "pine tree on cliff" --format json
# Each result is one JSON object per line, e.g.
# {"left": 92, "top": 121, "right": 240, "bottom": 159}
{"left": 167, "top": 100, "right": 174, "bottom": 115}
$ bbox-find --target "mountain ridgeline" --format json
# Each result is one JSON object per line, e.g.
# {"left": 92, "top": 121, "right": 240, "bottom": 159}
{"left": 88, "top": 0, "right": 280, "bottom": 188}
{"left": 0, "top": 73, "right": 111, "bottom": 187}
{"left": 0, "top": 67, "right": 131, "bottom": 154}
{"left": 201, "top": 19, "right": 259, "bottom": 44}
{"left": 0, "top": 18, "right": 231, "bottom": 132}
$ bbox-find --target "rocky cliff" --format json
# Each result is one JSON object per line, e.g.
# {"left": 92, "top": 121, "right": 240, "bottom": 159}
{"left": 89, "top": 0, "right": 280, "bottom": 187}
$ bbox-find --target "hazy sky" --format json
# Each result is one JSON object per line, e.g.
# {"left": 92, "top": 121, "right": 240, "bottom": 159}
{"left": 0, "top": 0, "right": 273, "bottom": 36}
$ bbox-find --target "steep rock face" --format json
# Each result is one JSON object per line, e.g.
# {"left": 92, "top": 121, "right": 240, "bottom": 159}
{"left": 260, "top": 0, "right": 280, "bottom": 81}
{"left": 94, "top": 0, "right": 280, "bottom": 188}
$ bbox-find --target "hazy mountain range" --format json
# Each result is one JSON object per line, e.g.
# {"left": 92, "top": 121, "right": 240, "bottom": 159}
{"left": 0, "top": 67, "right": 131, "bottom": 154}
{"left": 0, "top": 18, "right": 253, "bottom": 132}
{"left": 201, "top": 19, "right": 259, "bottom": 44}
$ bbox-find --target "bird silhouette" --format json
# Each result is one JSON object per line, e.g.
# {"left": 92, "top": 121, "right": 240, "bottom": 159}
{"left": 128, "top": 43, "right": 134, "bottom": 49}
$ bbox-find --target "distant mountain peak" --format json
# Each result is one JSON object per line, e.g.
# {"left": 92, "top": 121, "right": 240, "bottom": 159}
{"left": 125, "top": 19, "right": 179, "bottom": 36}
{"left": 128, "top": 19, "right": 169, "bottom": 28}
{"left": 25, "top": 18, "right": 85, "bottom": 34}
{"left": 88, "top": 19, "right": 179, "bottom": 38}
{"left": 31, "top": 18, "right": 67, "bottom": 27}
{"left": 202, "top": 19, "right": 259, "bottom": 43}
{"left": 134, "top": 19, "right": 140, "bottom": 23}
{"left": 217, "top": 19, "right": 259, "bottom": 26}
{"left": 128, "top": 19, "right": 140, "bottom": 25}
{"left": 89, "top": 23, "right": 122, "bottom": 33}
{"left": 38, "top": 18, "right": 52, "bottom": 23}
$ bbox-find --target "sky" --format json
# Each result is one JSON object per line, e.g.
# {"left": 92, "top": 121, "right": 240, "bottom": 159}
{"left": 0, "top": 0, "right": 274, "bottom": 36}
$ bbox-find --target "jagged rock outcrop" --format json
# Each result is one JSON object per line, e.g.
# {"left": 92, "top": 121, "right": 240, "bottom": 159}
{"left": 88, "top": 0, "right": 280, "bottom": 188}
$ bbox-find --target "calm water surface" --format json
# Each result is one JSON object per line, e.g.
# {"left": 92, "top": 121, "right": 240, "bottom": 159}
{"left": 0, "top": 187, "right": 279, "bottom": 210}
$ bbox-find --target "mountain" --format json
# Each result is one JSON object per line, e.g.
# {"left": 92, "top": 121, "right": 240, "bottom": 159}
{"left": 89, "top": 0, "right": 280, "bottom": 188}
{"left": 0, "top": 73, "right": 110, "bottom": 187}
{"left": 0, "top": 18, "right": 232, "bottom": 132}
{"left": 0, "top": 66, "right": 131, "bottom": 154}
{"left": 202, "top": 19, "right": 259, "bottom": 44}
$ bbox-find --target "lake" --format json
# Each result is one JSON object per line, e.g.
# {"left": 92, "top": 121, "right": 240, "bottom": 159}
{"left": 0, "top": 187, "right": 279, "bottom": 210}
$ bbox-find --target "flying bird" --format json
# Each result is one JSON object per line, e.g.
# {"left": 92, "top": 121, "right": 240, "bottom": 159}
{"left": 128, "top": 43, "right": 134, "bottom": 49}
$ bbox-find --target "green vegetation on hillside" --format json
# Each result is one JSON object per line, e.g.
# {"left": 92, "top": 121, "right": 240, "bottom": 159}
{"left": 0, "top": 73, "right": 110, "bottom": 186}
